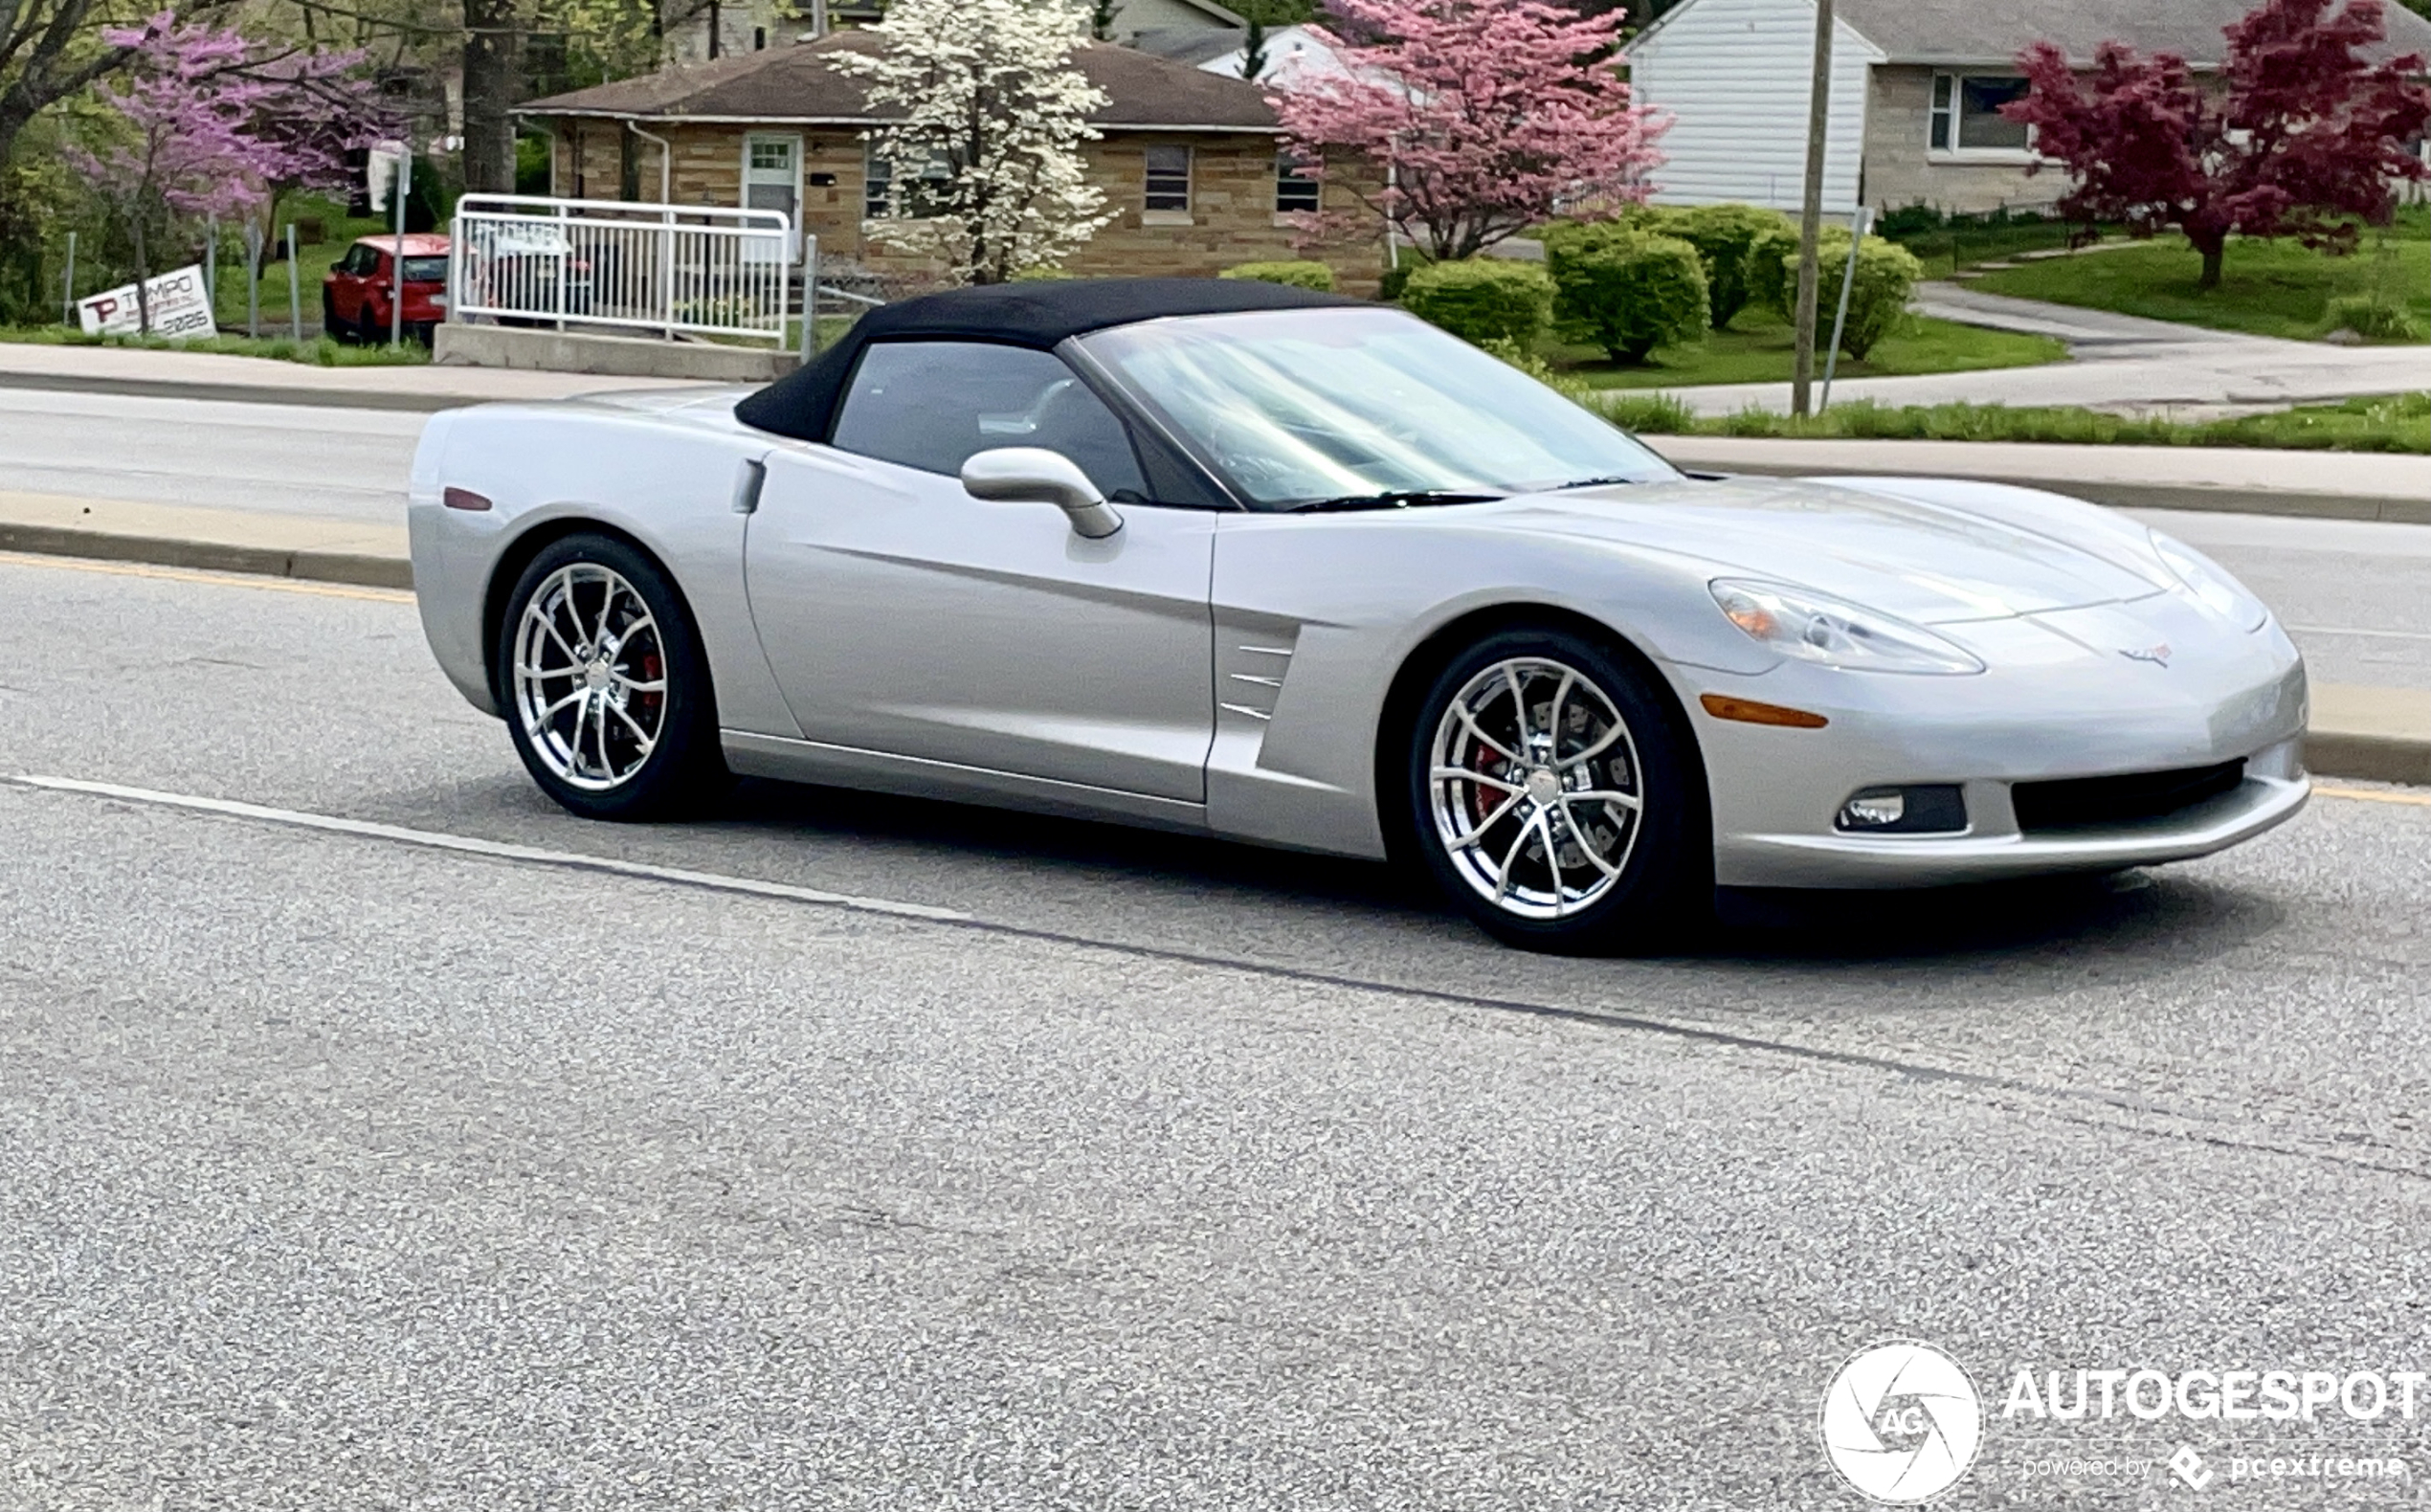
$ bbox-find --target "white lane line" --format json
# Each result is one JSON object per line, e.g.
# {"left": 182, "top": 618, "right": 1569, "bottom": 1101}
{"left": 9, "top": 774, "right": 970, "bottom": 923}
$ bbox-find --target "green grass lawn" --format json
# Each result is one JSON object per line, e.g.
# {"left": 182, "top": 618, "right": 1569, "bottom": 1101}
{"left": 1548, "top": 308, "right": 2066, "bottom": 390}
{"left": 1598, "top": 389, "right": 2431, "bottom": 454}
{"left": 1885, "top": 219, "right": 2084, "bottom": 280}
{"left": 1969, "top": 217, "right": 2430, "bottom": 342}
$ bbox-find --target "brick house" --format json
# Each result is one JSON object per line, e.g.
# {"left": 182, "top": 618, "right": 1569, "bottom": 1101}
{"left": 515, "top": 30, "right": 1384, "bottom": 292}
{"left": 1625, "top": 0, "right": 2431, "bottom": 215}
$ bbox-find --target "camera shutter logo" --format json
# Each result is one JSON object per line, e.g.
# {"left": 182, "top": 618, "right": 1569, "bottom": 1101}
{"left": 1820, "top": 1340, "right": 1983, "bottom": 1503}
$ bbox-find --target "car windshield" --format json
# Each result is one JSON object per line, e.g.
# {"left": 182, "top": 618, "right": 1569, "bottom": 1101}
{"left": 1076, "top": 306, "right": 1678, "bottom": 509}
{"left": 402, "top": 256, "right": 450, "bottom": 282}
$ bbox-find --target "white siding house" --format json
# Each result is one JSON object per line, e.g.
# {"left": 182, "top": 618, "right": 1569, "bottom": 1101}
{"left": 1629, "top": 0, "right": 2431, "bottom": 215}
{"left": 1132, "top": 23, "right": 1352, "bottom": 88}
{"left": 1627, "top": 0, "right": 1881, "bottom": 212}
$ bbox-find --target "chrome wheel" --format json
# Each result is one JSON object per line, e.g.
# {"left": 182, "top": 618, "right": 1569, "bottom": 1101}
{"left": 510, "top": 563, "right": 669, "bottom": 792}
{"left": 1427, "top": 656, "right": 1644, "bottom": 921}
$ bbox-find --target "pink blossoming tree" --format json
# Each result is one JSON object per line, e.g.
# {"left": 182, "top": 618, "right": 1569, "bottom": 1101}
{"left": 1271, "top": 0, "right": 1667, "bottom": 262}
{"left": 67, "top": 11, "right": 388, "bottom": 331}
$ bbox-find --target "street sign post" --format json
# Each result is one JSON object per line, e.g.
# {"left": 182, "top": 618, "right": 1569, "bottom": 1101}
{"left": 391, "top": 152, "right": 411, "bottom": 345}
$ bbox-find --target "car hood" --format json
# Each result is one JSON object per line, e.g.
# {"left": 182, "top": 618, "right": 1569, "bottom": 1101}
{"left": 1490, "top": 476, "right": 2172, "bottom": 625}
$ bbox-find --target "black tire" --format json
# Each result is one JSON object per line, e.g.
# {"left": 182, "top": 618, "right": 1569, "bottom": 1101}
{"left": 321, "top": 289, "right": 347, "bottom": 343}
{"left": 496, "top": 533, "right": 726, "bottom": 821}
{"left": 1403, "top": 624, "right": 1709, "bottom": 953}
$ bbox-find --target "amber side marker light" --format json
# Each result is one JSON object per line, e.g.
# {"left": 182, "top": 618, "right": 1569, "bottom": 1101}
{"left": 1700, "top": 693, "right": 1829, "bottom": 729}
{"left": 442, "top": 487, "right": 493, "bottom": 512}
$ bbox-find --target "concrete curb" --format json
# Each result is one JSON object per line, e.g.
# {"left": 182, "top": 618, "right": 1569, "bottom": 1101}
{"left": 3, "top": 528, "right": 2421, "bottom": 789}
{"left": 2306, "top": 731, "right": 2431, "bottom": 787}
{"left": 0, "top": 523, "right": 413, "bottom": 590}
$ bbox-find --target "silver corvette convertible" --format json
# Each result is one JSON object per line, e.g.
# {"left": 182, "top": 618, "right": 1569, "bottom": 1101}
{"left": 409, "top": 278, "right": 2308, "bottom": 950}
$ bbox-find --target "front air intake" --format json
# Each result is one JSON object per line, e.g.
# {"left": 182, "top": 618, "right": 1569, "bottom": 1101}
{"left": 2011, "top": 760, "right": 2246, "bottom": 834}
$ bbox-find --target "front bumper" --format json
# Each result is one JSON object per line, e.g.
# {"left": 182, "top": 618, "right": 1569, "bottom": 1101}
{"left": 1684, "top": 601, "right": 2310, "bottom": 888}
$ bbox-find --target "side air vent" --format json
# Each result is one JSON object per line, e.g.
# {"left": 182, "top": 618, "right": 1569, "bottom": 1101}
{"left": 1219, "top": 641, "right": 1294, "bottom": 723}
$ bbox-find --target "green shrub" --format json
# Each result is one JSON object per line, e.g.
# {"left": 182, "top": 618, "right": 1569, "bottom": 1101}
{"left": 1595, "top": 391, "right": 1696, "bottom": 434}
{"left": 1377, "top": 248, "right": 1434, "bottom": 303}
{"left": 1751, "top": 226, "right": 1926, "bottom": 360}
{"left": 1400, "top": 258, "right": 1556, "bottom": 346}
{"left": 1544, "top": 227, "right": 1708, "bottom": 364}
{"left": 1218, "top": 259, "right": 1335, "bottom": 292}
{"left": 1665, "top": 203, "right": 1787, "bottom": 329}
{"left": 2325, "top": 295, "right": 2425, "bottom": 341}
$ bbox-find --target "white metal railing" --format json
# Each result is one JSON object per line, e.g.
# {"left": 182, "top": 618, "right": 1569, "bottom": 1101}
{"left": 449, "top": 193, "right": 795, "bottom": 345}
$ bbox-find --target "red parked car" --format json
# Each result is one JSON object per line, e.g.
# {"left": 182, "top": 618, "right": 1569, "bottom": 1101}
{"left": 323, "top": 233, "right": 450, "bottom": 345}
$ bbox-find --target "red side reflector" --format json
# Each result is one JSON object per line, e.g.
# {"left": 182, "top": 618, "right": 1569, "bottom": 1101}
{"left": 442, "top": 487, "right": 492, "bottom": 512}
{"left": 1700, "top": 693, "right": 1829, "bottom": 729}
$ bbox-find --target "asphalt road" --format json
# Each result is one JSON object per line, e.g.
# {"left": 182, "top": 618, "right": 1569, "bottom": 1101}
{"left": 6, "top": 385, "right": 2425, "bottom": 691}
{"left": 5, "top": 552, "right": 2431, "bottom": 1509}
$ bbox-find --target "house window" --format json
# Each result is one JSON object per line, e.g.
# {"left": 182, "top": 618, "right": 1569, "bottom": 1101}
{"left": 1145, "top": 145, "right": 1192, "bottom": 213}
{"left": 864, "top": 144, "right": 949, "bottom": 218}
{"left": 1930, "top": 73, "right": 2033, "bottom": 154}
{"left": 749, "top": 140, "right": 792, "bottom": 172}
{"left": 1275, "top": 151, "right": 1320, "bottom": 214}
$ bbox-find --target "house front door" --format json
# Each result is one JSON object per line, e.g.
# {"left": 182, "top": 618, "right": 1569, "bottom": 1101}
{"left": 741, "top": 133, "right": 801, "bottom": 260}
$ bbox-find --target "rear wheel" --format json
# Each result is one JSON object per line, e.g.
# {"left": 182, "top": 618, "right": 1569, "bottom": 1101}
{"left": 1406, "top": 626, "right": 1707, "bottom": 953}
{"left": 320, "top": 289, "right": 346, "bottom": 343}
{"left": 498, "top": 534, "right": 725, "bottom": 820}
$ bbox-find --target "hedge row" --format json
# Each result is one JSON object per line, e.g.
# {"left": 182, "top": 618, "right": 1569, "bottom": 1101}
{"left": 1397, "top": 202, "right": 1925, "bottom": 365}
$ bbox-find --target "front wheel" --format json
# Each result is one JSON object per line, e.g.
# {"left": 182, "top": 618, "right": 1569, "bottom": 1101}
{"left": 498, "top": 534, "right": 725, "bottom": 820}
{"left": 1406, "top": 627, "right": 1708, "bottom": 953}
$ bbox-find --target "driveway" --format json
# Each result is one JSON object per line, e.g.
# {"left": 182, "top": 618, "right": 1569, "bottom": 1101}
{"left": 1656, "top": 279, "right": 2431, "bottom": 415}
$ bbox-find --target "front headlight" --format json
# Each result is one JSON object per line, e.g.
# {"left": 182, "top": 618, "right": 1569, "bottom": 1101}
{"left": 2149, "top": 530, "right": 2268, "bottom": 631}
{"left": 1709, "top": 579, "right": 1986, "bottom": 675}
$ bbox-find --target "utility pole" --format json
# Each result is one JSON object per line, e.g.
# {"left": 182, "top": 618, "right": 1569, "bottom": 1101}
{"left": 1790, "top": 0, "right": 1835, "bottom": 418}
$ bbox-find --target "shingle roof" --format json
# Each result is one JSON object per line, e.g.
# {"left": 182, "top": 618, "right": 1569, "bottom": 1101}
{"left": 1831, "top": 0, "right": 2431, "bottom": 66}
{"left": 1131, "top": 27, "right": 1247, "bottom": 67}
{"left": 519, "top": 30, "right": 1282, "bottom": 130}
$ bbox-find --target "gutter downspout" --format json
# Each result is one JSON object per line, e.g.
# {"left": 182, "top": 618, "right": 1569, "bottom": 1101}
{"left": 626, "top": 119, "right": 674, "bottom": 205}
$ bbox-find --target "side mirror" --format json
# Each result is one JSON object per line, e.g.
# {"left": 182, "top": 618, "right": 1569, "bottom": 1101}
{"left": 960, "top": 447, "right": 1125, "bottom": 540}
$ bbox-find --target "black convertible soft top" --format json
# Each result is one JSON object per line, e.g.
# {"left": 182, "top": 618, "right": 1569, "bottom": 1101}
{"left": 733, "top": 277, "right": 1361, "bottom": 442}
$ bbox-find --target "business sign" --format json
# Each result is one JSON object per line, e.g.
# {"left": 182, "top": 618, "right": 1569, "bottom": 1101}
{"left": 77, "top": 264, "right": 218, "bottom": 340}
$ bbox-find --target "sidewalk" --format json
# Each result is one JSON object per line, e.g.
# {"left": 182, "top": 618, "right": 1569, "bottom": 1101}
{"left": 1643, "top": 436, "right": 2431, "bottom": 524}
{"left": 0, "top": 341, "right": 723, "bottom": 411}
{"left": 1660, "top": 283, "right": 2431, "bottom": 416}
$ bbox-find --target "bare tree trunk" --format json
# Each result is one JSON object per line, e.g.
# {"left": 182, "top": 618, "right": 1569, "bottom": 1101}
{"left": 2196, "top": 238, "right": 2225, "bottom": 291}
{"left": 460, "top": 0, "right": 523, "bottom": 194}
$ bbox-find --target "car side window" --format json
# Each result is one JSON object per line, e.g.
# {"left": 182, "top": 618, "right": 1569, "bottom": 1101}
{"left": 830, "top": 340, "right": 1148, "bottom": 500}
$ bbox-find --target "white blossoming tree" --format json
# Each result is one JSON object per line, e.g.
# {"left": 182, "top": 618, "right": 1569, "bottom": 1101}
{"left": 836, "top": 0, "right": 1113, "bottom": 284}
